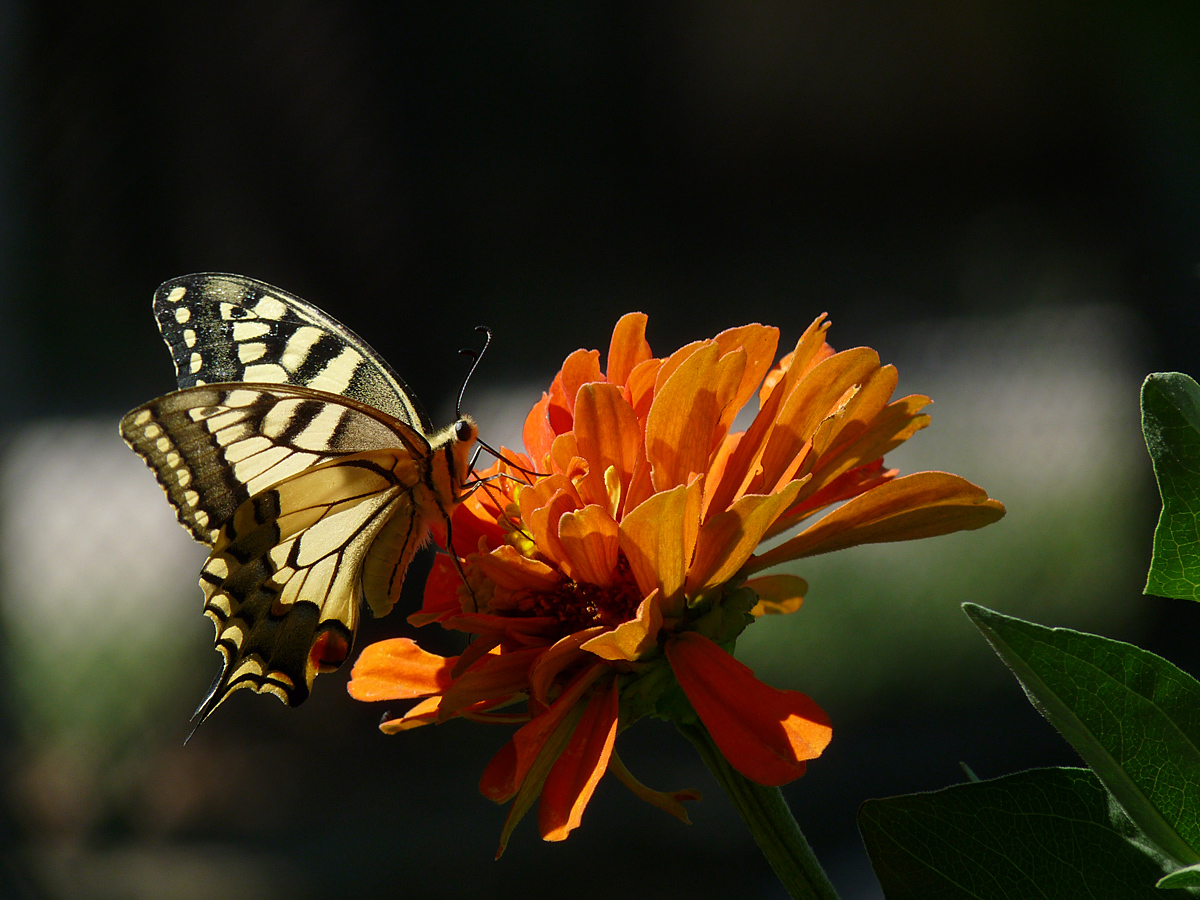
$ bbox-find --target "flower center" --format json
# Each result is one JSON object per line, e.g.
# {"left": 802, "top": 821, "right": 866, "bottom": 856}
{"left": 528, "top": 554, "right": 644, "bottom": 633}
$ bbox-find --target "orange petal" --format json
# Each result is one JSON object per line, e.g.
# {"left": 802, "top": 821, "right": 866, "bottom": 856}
{"left": 574, "top": 382, "right": 643, "bottom": 501}
{"left": 480, "top": 662, "right": 608, "bottom": 803}
{"left": 550, "top": 432, "right": 582, "bottom": 477}
{"left": 608, "top": 750, "right": 701, "bottom": 824}
{"left": 347, "top": 638, "right": 458, "bottom": 701}
{"left": 703, "top": 363, "right": 790, "bottom": 518}
{"left": 530, "top": 627, "right": 607, "bottom": 705}
{"left": 654, "top": 339, "right": 708, "bottom": 395}
{"left": 558, "top": 504, "right": 621, "bottom": 586}
{"left": 581, "top": 589, "right": 662, "bottom": 661}
{"left": 539, "top": 678, "right": 620, "bottom": 842}
{"left": 518, "top": 473, "right": 581, "bottom": 526}
{"left": 713, "top": 323, "right": 780, "bottom": 432}
{"left": 798, "top": 364, "right": 898, "bottom": 477}
{"left": 685, "top": 480, "right": 805, "bottom": 596}
{"left": 606, "top": 312, "right": 652, "bottom": 386}
{"left": 523, "top": 489, "right": 579, "bottom": 575}
{"left": 755, "top": 347, "right": 880, "bottom": 495}
{"left": 438, "top": 646, "right": 544, "bottom": 719}
{"left": 646, "top": 342, "right": 743, "bottom": 492}
{"left": 559, "top": 349, "right": 603, "bottom": 417}
{"left": 523, "top": 393, "right": 556, "bottom": 468}
{"left": 408, "top": 553, "right": 464, "bottom": 627}
{"left": 769, "top": 459, "right": 896, "bottom": 537}
{"left": 619, "top": 478, "right": 703, "bottom": 614}
{"left": 791, "top": 394, "right": 931, "bottom": 513}
{"left": 759, "top": 314, "right": 831, "bottom": 405}
{"left": 626, "top": 357, "right": 664, "bottom": 421}
{"left": 379, "top": 696, "right": 442, "bottom": 733}
{"left": 621, "top": 452, "right": 655, "bottom": 519}
{"left": 746, "top": 471, "right": 1007, "bottom": 572}
{"left": 666, "top": 632, "right": 832, "bottom": 786}
{"left": 745, "top": 574, "right": 807, "bottom": 616}
{"left": 476, "top": 543, "right": 563, "bottom": 591}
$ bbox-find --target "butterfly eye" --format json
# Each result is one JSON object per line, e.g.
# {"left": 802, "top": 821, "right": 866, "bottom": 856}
{"left": 455, "top": 419, "right": 474, "bottom": 443}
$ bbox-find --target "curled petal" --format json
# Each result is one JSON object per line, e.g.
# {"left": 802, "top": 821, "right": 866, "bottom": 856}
{"left": 581, "top": 589, "right": 662, "bottom": 661}
{"left": 525, "top": 489, "right": 581, "bottom": 575}
{"left": 380, "top": 696, "right": 518, "bottom": 733}
{"left": 666, "top": 632, "right": 831, "bottom": 786}
{"left": 606, "top": 312, "right": 652, "bottom": 386}
{"left": 558, "top": 504, "right": 621, "bottom": 586}
{"left": 348, "top": 638, "right": 458, "bottom": 701}
{"left": 787, "top": 394, "right": 931, "bottom": 519}
{"left": 745, "top": 574, "right": 807, "bottom": 616}
{"left": 746, "top": 471, "right": 1007, "bottom": 572}
{"left": 518, "top": 473, "right": 581, "bottom": 526}
{"left": 768, "top": 459, "right": 897, "bottom": 538}
{"left": 539, "top": 678, "right": 620, "bottom": 842}
{"left": 476, "top": 544, "right": 563, "bottom": 591}
{"left": 654, "top": 339, "right": 708, "bottom": 395}
{"left": 609, "top": 750, "right": 701, "bottom": 824}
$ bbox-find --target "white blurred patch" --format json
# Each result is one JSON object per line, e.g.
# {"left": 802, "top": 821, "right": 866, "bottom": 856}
{"left": 0, "top": 420, "right": 207, "bottom": 648}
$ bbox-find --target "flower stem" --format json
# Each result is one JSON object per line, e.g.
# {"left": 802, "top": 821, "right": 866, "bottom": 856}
{"left": 677, "top": 720, "right": 842, "bottom": 900}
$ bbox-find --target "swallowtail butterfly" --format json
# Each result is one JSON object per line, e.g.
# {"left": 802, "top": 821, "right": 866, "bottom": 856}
{"left": 120, "top": 274, "right": 478, "bottom": 724}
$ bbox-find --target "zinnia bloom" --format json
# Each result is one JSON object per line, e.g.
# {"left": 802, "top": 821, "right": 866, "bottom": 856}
{"left": 348, "top": 313, "right": 1004, "bottom": 852}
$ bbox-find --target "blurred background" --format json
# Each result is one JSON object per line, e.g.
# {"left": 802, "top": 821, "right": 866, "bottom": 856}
{"left": 2, "top": 3, "right": 1199, "bottom": 898}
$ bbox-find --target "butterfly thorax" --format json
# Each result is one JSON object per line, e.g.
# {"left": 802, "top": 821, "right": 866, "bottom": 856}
{"left": 413, "top": 415, "right": 478, "bottom": 549}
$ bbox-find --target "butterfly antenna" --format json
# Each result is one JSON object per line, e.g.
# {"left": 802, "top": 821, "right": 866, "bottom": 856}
{"left": 474, "top": 438, "right": 545, "bottom": 483}
{"left": 456, "top": 326, "right": 492, "bottom": 419}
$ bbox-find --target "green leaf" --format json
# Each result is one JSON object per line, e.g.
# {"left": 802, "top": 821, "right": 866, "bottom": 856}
{"left": 964, "top": 603, "right": 1200, "bottom": 866}
{"left": 1142, "top": 372, "right": 1200, "bottom": 600}
{"left": 860, "top": 768, "right": 1189, "bottom": 899}
{"left": 1159, "top": 863, "right": 1200, "bottom": 889}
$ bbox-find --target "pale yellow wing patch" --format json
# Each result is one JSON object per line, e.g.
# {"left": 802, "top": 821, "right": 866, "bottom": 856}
{"left": 195, "top": 450, "right": 427, "bottom": 719}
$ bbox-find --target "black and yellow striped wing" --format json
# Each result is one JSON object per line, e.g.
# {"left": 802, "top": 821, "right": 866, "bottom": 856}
{"left": 154, "top": 272, "right": 432, "bottom": 431}
{"left": 121, "top": 275, "right": 477, "bottom": 724}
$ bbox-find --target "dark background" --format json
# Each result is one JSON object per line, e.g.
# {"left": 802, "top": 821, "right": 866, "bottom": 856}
{"left": 2, "top": 3, "right": 1199, "bottom": 899}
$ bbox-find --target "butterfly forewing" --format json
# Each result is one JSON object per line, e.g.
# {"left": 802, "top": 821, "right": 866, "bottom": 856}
{"left": 155, "top": 273, "right": 432, "bottom": 432}
{"left": 119, "top": 383, "right": 430, "bottom": 544}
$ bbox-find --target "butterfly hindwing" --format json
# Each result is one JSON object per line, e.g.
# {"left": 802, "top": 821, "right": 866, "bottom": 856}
{"left": 154, "top": 273, "right": 433, "bottom": 432}
{"left": 195, "top": 450, "right": 428, "bottom": 718}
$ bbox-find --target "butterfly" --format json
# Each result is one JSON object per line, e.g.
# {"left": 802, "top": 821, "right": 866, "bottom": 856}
{"left": 120, "top": 273, "right": 479, "bottom": 725}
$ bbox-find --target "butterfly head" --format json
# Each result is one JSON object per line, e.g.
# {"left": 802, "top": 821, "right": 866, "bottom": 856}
{"left": 437, "top": 415, "right": 479, "bottom": 492}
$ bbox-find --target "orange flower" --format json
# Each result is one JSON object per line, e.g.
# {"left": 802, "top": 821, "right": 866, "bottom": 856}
{"left": 348, "top": 313, "right": 1005, "bottom": 853}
